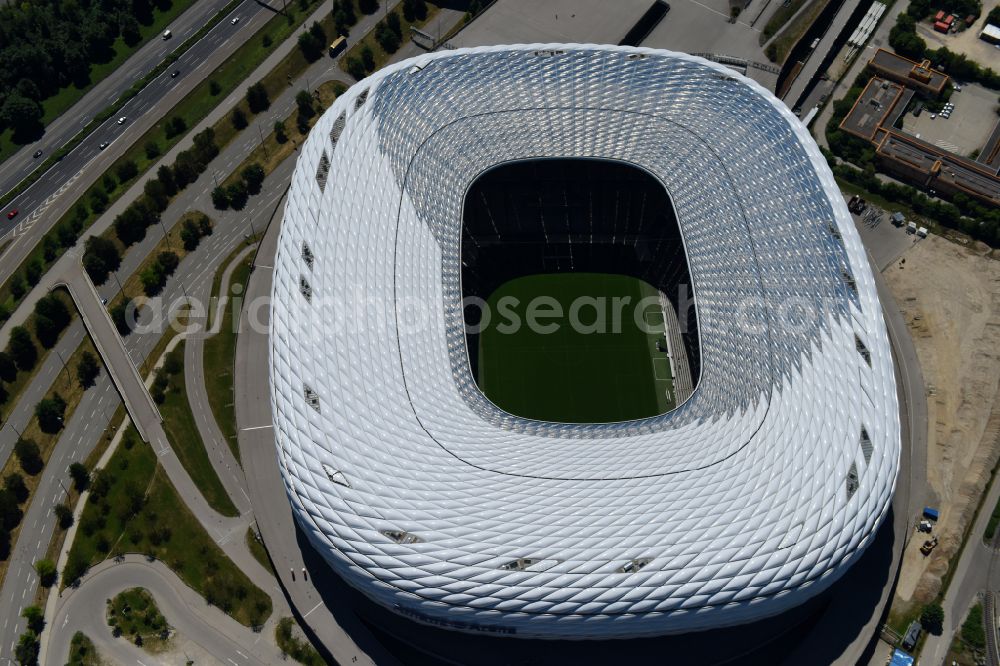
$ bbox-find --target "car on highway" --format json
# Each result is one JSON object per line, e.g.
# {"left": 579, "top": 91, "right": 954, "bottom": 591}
{"left": 99, "top": 141, "right": 110, "bottom": 150}
{"left": 6, "top": 209, "right": 17, "bottom": 220}
{"left": 32, "top": 149, "right": 42, "bottom": 158}
{"left": 231, "top": 16, "right": 240, "bottom": 24}
{"left": 171, "top": 69, "right": 180, "bottom": 78}
{"left": 117, "top": 116, "right": 127, "bottom": 125}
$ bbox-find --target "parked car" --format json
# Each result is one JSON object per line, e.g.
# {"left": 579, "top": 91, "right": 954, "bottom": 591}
{"left": 930, "top": 113, "right": 936, "bottom": 119}
{"left": 6, "top": 209, "right": 17, "bottom": 220}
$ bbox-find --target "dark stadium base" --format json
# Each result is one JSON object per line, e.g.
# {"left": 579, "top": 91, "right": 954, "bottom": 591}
{"left": 290, "top": 506, "right": 900, "bottom": 666}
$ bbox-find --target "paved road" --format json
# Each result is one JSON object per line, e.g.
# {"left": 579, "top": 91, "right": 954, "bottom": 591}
{"left": 0, "top": 0, "right": 277, "bottom": 285}
{"left": 234, "top": 215, "right": 397, "bottom": 666}
{"left": 0, "top": 0, "right": 236, "bottom": 202}
{"left": 48, "top": 556, "right": 287, "bottom": 666}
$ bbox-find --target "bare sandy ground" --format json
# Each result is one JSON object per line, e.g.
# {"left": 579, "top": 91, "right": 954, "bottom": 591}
{"left": 916, "top": 7, "right": 1000, "bottom": 71}
{"left": 886, "top": 236, "right": 1000, "bottom": 605}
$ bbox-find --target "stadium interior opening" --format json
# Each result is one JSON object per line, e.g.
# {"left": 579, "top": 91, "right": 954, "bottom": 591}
{"left": 461, "top": 158, "right": 700, "bottom": 424}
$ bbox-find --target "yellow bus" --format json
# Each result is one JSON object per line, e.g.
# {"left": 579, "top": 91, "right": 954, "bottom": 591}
{"left": 329, "top": 36, "right": 347, "bottom": 58}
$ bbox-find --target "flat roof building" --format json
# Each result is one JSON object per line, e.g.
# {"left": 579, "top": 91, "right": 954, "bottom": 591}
{"left": 868, "top": 48, "right": 949, "bottom": 96}
{"left": 840, "top": 78, "right": 913, "bottom": 141}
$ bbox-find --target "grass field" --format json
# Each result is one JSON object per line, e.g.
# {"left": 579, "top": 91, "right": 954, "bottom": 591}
{"left": 477, "top": 273, "right": 674, "bottom": 424}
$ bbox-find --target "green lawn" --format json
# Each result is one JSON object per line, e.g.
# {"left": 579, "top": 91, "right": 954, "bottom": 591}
{"left": 106, "top": 587, "right": 170, "bottom": 652}
{"left": 477, "top": 273, "right": 673, "bottom": 424}
{"left": 204, "top": 251, "right": 254, "bottom": 461}
{"left": 157, "top": 342, "right": 239, "bottom": 517}
{"left": 66, "top": 632, "right": 102, "bottom": 666}
{"left": 63, "top": 427, "right": 272, "bottom": 627}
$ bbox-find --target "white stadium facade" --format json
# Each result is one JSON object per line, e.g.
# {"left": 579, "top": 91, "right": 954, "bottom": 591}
{"left": 269, "top": 44, "right": 900, "bottom": 640}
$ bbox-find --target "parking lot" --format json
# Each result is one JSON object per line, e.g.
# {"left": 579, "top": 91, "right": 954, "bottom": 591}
{"left": 901, "top": 82, "right": 999, "bottom": 157}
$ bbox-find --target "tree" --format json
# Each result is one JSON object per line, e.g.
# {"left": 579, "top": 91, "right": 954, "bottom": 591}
{"left": 346, "top": 55, "right": 366, "bottom": 79}
{"left": 386, "top": 11, "right": 402, "bottom": 38}
{"left": 57, "top": 222, "right": 77, "bottom": 248}
{"left": 83, "top": 236, "right": 121, "bottom": 284}
{"left": 68, "top": 462, "right": 90, "bottom": 492}
{"left": 144, "top": 178, "right": 169, "bottom": 211}
{"left": 54, "top": 503, "right": 74, "bottom": 529}
{"left": 227, "top": 180, "right": 249, "bottom": 210}
{"left": 25, "top": 259, "right": 42, "bottom": 286}
{"left": 35, "top": 393, "right": 67, "bottom": 434}
{"left": 89, "top": 187, "right": 109, "bottom": 213}
{"left": 242, "top": 163, "right": 266, "bottom": 195}
{"left": 295, "top": 90, "right": 316, "bottom": 118}
{"left": 9, "top": 326, "right": 37, "bottom": 371}
{"left": 15, "top": 437, "right": 43, "bottom": 475}
{"left": 42, "top": 235, "right": 57, "bottom": 261}
{"left": 212, "top": 186, "right": 230, "bottom": 210}
{"left": 14, "top": 631, "right": 39, "bottom": 666}
{"left": 116, "top": 159, "right": 138, "bottom": 183}
{"left": 9, "top": 274, "right": 26, "bottom": 300}
{"left": 361, "top": 44, "right": 375, "bottom": 72}
{"left": 210, "top": 79, "right": 222, "bottom": 96}
{"left": 76, "top": 351, "right": 100, "bottom": 387}
{"left": 144, "top": 141, "right": 161, "bottom": 159}
{"left": 111, "top": 301, "right": 132, "bottom": 336}
{"left": 102, "top": 172, "right": 117, "bottom": 195}
{"left": 165, "top": 115, "right": 187, "bottom": 138}
{"left": 158, "top": 251, "right": 180, "bottom": 276}
{"left": 297, "top": 31, "right": 324, "bottom": 62}
{"left": 920, "top": 602, "right": 944, "bottom": 635}
{"left": 180, "top": 219, "right": 201, "bottom": 251}
{"left": 359, "top": 0, "right": 379, "bottom": 13}
{"left": 246, "top": 82, "right": 270, "bottom": 113}
{"left": 0, "top": 351, "right": 16, "bottom": 382}
{"left": 33, "top": 294, "right": 70, "bottom": 348}
{"left": 140, "top": 263, "right": 167, "bottom": 296}
{"left": 0, "top": 488, "right": 21, "bottom": 530}
{"left": 4, "top": 473, "right": 28, "bottom": 503}
{"left": 231, "top": 106, "right": 248, "bottom": 130}
{"left": 154, "top": 166, "right": 176, "bottom": 199}
{"left": 34, "top": 559, "right": 57, "bottom": 587}
{"left": 273, "top": 120, "right": 288, "bottom": 144}
{"left": 376, "top": 21, "right": 400, "bottom": 53}
{"left": 21, "top": 605, "right": 44, "bottom": 634}
{"left": 0, "top": 92, "right": 43, "bottom": 142}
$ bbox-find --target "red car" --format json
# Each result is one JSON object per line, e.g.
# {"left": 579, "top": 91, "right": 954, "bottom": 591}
{"left": 6, "top": 209, "right": 17, "bottom": 220}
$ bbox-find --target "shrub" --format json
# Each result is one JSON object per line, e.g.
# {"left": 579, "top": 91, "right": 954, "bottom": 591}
{"left": 231, "top": 107, "right": 248, "bottom": 130}
{"left": 34, "top": 559, "right": 57, "bottom": 587}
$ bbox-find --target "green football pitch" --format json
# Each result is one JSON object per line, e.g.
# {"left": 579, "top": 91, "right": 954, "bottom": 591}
{"left": 476, "top": 273, "right": 675, "bottom": 423}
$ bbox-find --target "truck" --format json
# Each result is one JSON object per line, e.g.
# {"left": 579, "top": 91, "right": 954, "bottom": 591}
{"left": 920, "top": 536, "right": 939, "bottom": 555}
{"left": 923, "top": 506, "right": 939, "bottom": 521}
{"left": 906, "top": 221, "right": 917, "bottom": 234}
{"left": 917, "top": 226, "right": 928, "bottom": 238}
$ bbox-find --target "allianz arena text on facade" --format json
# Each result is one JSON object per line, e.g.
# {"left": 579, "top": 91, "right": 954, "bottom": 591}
{"left": 269, "top": 44, "right": 900, "bottom": 639}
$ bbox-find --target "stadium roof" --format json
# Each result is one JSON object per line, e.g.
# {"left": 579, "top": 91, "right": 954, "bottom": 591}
{"left": 270, "top": 44, "right": 900, "bottom": 639}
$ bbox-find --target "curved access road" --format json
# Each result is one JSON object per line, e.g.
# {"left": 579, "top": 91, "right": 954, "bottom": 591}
{"left": 48, "top": 555, "right": 287, "bottom": 666}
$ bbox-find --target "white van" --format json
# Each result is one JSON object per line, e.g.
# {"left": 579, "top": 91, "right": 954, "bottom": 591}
{"left": 163, "top": 29, "right": 172, "bottom": 40}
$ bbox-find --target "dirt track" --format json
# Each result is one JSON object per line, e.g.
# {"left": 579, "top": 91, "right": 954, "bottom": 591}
{"left": 886, "top": 236, "right": 1000, "bottom": 605}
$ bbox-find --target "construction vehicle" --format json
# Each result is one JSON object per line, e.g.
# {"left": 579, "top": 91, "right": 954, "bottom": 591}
{"left": 920, "top": 536, "right": 938, "bottom": 555}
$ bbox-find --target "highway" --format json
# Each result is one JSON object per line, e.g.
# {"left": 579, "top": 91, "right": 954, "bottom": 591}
{"left": 0, "top": 0, "right": 237, "bottom": 203}
{"left": 2, "top": 4, "right": 392, "bottom": 657}
{"left": 0, "top": 0, "right": 278, "bottom": 287}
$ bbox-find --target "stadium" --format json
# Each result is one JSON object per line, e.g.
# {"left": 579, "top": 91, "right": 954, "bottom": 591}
{"left": 269, "top": 44, "right": 900, "bottom": 640}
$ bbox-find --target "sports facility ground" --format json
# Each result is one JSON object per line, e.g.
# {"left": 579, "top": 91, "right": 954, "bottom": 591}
{"left": 476, "top": 272, "right": 675, "bottom": 423}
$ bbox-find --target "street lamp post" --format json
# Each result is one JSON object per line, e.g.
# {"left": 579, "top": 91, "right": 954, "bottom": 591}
{"left": 158, "top": 218, "right": 172, "bottom": 249}
{"left": 112, "top": 270, "right": 125, "bottom": 295}
{"left": 6, "top": 422, "right": 22, "bottom": 438}
{"left": 246, "top": 213, "right": 257, "bottom": 238}
{"left": 55, "top": 349, "right": 71, "bottom": 387}
{"left": 257, "top": 123, "right": 268, "bottom": 160}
